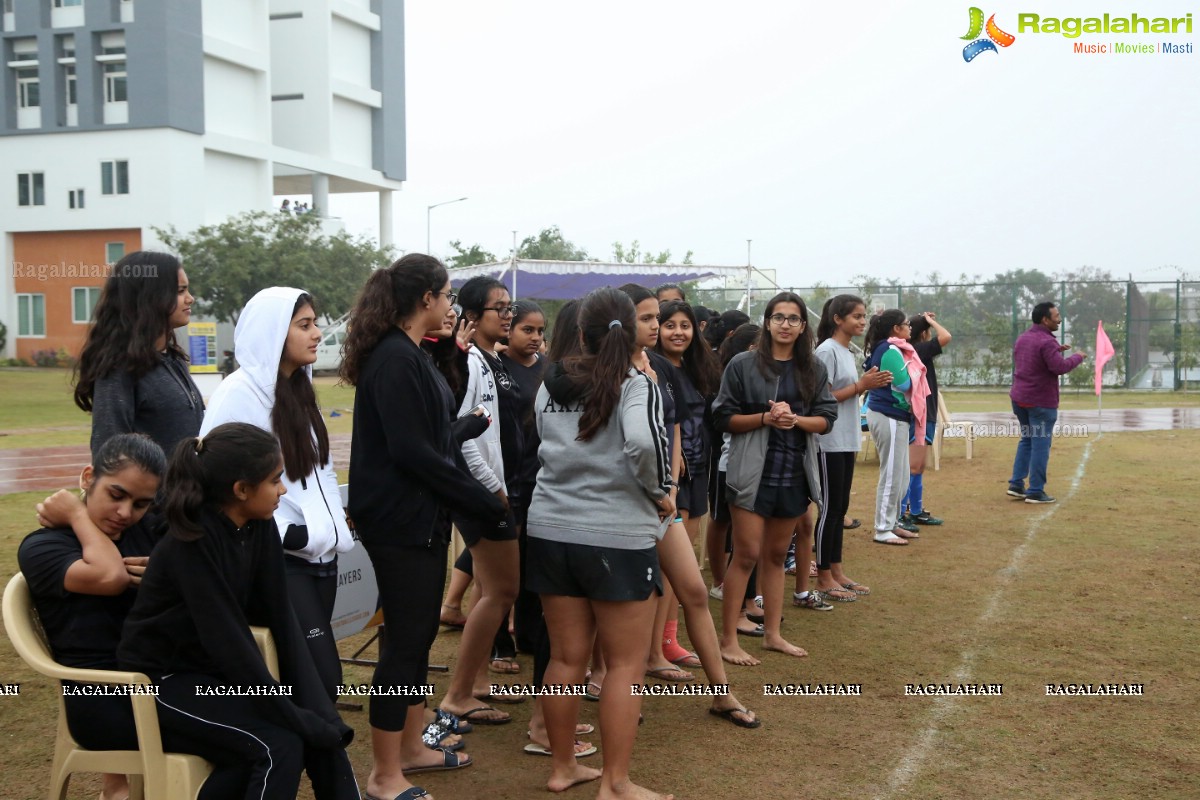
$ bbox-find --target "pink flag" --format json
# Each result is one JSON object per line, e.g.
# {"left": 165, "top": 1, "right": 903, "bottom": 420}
{"left": 1095, "top": 321, "right": 1115, "bottom": 396}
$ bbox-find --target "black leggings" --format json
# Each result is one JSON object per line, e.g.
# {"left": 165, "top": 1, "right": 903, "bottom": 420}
{"left": 154, "top": 673, "right": 358, "bottom": 800}
{"left": 362, "top": 538, "right": 447, "bottom": 731}
{"left": 816, "top": 451, "right": 856, "bottom": 570}
{"left": 286, "top": 565, "right": 342, "bottom": 700}
{"left": 64, "top": 686, "right": 138, "bottom": 751}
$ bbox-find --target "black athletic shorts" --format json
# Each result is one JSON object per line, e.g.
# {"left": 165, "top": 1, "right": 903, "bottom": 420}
{"left": 676, "top": 465, "right": 709, "bottom": 517}
{"left": 526, "top": 537, "right": 662, "bottom": 602}
{"left": 456, "top": 507, "right": 518, "bottom": 547}
{"left": 749, "top": 482, "right": 810, "bottom": 520}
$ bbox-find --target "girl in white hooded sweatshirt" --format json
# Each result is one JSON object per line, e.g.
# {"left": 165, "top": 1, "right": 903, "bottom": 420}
{"left": 200, "top": 287, "right": 354, "bottom": 697}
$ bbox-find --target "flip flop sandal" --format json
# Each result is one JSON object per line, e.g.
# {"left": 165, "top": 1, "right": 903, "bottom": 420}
{"left": 474, "top": 691, "right": 526, "bottom": 705}
{"left": 873, "top": 534, "right": 909, "bottom": 546}
{"left": 708, "top": 706, "right": 762, "bottom": 729}
{"left": 669, "top": 652, "right": 702, "bottom": 668}
{"left": 364, "top": 787, "right": 429, "bottom": 800}
{"left": 523, "top": 740, "right": 599, "bottom": 757}
{"left": 432, "top": 708, "right": 473, "bottom": 735}
{"left": 456, "top": 705, "right": 513, "bottom": 725}
{"left": 583, "top": 681, "right": 602, "bottom": 701}
{"left": 895, "top": 528, "right": 920, "bottom": 539}
{"left": 737, "top": 623, "right": 766, "bottom": 637}
{"left": 402, "top": 747, "right": 472, "bottom": 774}
{"left": 488, "top": 657, "right": 521, "bottom": 675}
{"left": 845, "top": 518, "right": 862, "bottom": 530}
{"left": 421, "top": 721, "right": 464, "bottom": 751}
{"left": 645, "top": 666, "right": 695, "bottom": 682}
{"left": 841, "top": 581, "right": 871, "bottom": 596}
{"left": 819, "top": 586, "right": 858, "bottom": 602}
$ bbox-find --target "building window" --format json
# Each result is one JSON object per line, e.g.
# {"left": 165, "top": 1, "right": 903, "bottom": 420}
{"left": 105, "top": 242, "right": 125, "bottom": 263}
{"left": 73, "top": 287, "right": 102, "bottom": 323}
{"left": 68, "top": 188, "right": 84, "bottom": 208}
{"left": 103, "top": 60, "right": 127, "bottom": 102}
{"left": 54, "top": 0, "right": 84, "bottom": 6}
{"left": 101, "top": 160, "right": 129, "bottom": 195}
{"left": 15, "top": 66, "right": 40, "bottom": 108}
{"left": 17, "top": 294, "right": 47, "bottom": 337}
{"left": 18, "top": 173, "right": 45, "bottom": 206}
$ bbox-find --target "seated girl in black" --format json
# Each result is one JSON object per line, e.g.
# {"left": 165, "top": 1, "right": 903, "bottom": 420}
{"left": 117, "top": 423, "right": 358, "bottom": 800}
{"left": 18, "top": 432, "right": 167, "bottom": 800}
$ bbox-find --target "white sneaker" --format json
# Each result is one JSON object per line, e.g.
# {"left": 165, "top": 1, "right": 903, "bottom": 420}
{"left": 708, "top": 584, "right": 723, "bottom": 600}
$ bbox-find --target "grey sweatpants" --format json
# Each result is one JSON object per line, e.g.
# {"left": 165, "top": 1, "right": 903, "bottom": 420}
{"left": 867, "top": 409, "right": 910, "bottom": 535}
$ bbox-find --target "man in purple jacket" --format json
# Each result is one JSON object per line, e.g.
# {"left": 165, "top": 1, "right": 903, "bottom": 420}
{"left": 1007, "top": 302, "right": 1087, "bottom": 504}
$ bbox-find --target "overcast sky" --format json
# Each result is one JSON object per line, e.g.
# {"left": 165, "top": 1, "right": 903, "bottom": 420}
{"left": 324, "top": 0, "right": 1200, "bottom": 288}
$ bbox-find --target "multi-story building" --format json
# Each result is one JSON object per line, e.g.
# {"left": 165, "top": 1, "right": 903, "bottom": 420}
{"left": 1, "top": 0, "right": 404, "bottom": 360}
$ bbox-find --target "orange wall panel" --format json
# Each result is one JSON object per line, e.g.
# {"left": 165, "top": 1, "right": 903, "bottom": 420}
{"left": 12, "top": 229, "right": 142, "bottom": 361}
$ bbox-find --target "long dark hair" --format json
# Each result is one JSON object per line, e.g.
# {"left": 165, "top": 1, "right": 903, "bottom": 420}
{"left": 754, "top": 292, "right": 818, "bottom": 404}
{"left": 864, "top": 308, "right": 907, "bottom": 358}
{"left": 74, "top": 251, "right": 187, "bottom": 411}
{"left": 705, "top": 309, "right": 750, "bottom": 349}
{"left": 817, "top": 294, "right": 866, "bottom": 345}
{"left": 909, "top": 313, "right": 932, "bottom": 343}
{"left": 656, "top": 300, "right": 721, "bottom": 396}
{"left": 164, "top": 423, "right": 281, "bottom": 541}
{"left": 563, "top": 289, "right": 637, "bottom": 442}
{"left": 92, "top": 433, "right": 167, "bottom": 481}
{"left": 458, "top": 276, "right": 506, "bottom": 321}
{"left": 547, "top": 300, "right": 582, "bottom": 362}
{"left": 339, "top": 254, "right": 449, "bottom": 386}
{"left": 274, "top": 293, "right": 330, "bottom": 481}
{"left": 719, "top": 323, "right": 760, "bottom": 367}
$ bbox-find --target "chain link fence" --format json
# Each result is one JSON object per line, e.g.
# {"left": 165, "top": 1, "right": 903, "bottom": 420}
{"left": 687, "top": 280, "right": 1200, "bottom": 390}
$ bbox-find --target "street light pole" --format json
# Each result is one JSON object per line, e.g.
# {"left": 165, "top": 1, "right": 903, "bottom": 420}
{"left": 426, "top": 196, "right": 469, "bottom": 254}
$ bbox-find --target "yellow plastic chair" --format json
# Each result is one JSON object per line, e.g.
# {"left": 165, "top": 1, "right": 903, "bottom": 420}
{"left": 2, "top": 572, "right": 279, "bottom": 800}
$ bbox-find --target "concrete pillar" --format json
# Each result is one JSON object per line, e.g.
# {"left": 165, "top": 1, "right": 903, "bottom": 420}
{"left": 378, "top": 189, "right": 394, "bottom": 249}
{"left": 311, "top": 173, "right": 330, "bottom": 218}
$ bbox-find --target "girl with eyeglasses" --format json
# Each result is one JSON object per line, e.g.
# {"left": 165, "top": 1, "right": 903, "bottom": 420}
{"left": 436, "top": 276, "right": 525, "bottom": 726}
{"left": 712, "top": 292, "right": 837, "bottom": 665}
{"left": 341, "top": 255, "right": 506, "bottom": 800}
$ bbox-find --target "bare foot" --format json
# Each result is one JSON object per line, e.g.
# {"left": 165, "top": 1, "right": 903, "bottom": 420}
{"left": 547, "top": 763, "right": 602, "bottom": 792}
{"left": 763, "top": 635, "right": 808, "bottom": 658}
{"left": 720, "top": 640, "right": 762, "bottom": 666}
{"left": 440, "top": 603, "right": 466, "bottom": 627}
{"left": 597, "top": 778, "right": 675, "bottom": 800}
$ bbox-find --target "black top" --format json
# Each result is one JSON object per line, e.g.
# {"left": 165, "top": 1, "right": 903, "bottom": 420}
{"left": 914, "top": 339, "right": 944, "bottom": 423}
{"left": 762, "top": 359, "right": 804, "bottom": 487}
{"left": 89, "top": 352, "right": 205, "bottom": 461}
{"left": 500, "top": 352, "right": 546, "bottom": 500}
{"left": 672, "top": 365, "right": 710, "bottom": 478}
{"left": 17, "top": 518, "right": 162, "bottom": 670}
{"left": 348, "top": 329, "right": 504, "bottom": 547}
{"left": 118, "top": 509, "right": 352, "bottom": 749}
{"left": 645, "top": 351, "right": 681, "bottom": 469}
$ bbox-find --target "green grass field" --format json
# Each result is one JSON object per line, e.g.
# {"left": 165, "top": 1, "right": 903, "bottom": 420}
{"left": 1, "top": 368, "right": 1198, "bottom": 799}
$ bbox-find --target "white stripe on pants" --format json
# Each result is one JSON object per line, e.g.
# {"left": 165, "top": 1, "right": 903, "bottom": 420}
{"left": 867, "top": 409, "right": 910, "bottom": 534}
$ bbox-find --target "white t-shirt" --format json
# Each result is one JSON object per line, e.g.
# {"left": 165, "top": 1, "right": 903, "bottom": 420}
{"left": 814, "top": 338, "right": 861, "bottom": 453}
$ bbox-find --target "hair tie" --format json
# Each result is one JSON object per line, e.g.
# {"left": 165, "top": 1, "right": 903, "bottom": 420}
{"left": 193, "top": 436, "right": 204, "bottom": 454}
{"left": 608, "top": 319, "right": 622, "bottom": 330}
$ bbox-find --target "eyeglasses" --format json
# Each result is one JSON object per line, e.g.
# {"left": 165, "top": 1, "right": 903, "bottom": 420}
{"left": 435, "top": 290, "right": 459, "bottom": 305}
{"left": 482, "top": 306, "right": 517, "bottom": 318}
{"left": 769, "top": 314, "right": 805, "bottom": 327}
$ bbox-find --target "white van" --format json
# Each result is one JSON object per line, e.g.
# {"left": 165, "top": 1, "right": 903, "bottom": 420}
{"left": 313, "top": 314, "right": 349, "bottom": 373}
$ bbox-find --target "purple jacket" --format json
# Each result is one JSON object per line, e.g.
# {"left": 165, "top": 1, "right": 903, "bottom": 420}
{"left": 1010, "top": 325, "right": 1085, "bottom": 408}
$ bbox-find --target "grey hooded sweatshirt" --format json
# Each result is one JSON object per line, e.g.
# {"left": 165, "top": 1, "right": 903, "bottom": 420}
{"left": 527, "top": 363, "right": 672, "bottom": 551}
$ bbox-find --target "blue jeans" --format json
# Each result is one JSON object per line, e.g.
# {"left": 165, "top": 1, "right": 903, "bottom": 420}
{"left": 1009, "top": 403, "right": 1058, "bottom": 494}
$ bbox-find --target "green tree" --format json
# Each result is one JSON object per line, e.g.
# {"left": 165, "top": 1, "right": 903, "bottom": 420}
{"left": 446, "top": 240, "right": 497, "bottom": 268}
{"left": 155, "top": 211, "right": 391, "bottom": 324}
{"left": 611, "top": 240, "right": 694, "bottom": 265}
{"left": 517, "top": 226, "right": 590, "bottom": 261}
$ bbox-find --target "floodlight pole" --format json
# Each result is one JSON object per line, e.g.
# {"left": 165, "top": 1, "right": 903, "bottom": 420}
{"left": 426, "top": 196, "right": 468, "bottom": 254}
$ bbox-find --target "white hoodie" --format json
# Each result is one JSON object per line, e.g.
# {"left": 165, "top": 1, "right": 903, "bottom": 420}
{"left": 199, "top": 286, "right": 353, "bottom": 565}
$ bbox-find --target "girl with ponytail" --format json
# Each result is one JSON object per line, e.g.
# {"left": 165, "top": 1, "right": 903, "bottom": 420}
{"left": 118, "top": 423, "right": 359, "bottom": 800}
{"left": 526, "top": 287, "right": 676, "bottom": 797}
{"left": 342, "top": 254, "right": 504, "bottom": 800}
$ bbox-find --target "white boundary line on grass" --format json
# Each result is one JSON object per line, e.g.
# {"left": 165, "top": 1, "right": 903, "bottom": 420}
{"left": 875, "top": 435, "right": 1100, "bottom": 800}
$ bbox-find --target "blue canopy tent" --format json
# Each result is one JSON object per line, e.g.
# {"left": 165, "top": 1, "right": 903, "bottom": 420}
{"left": 448, "top": 259, "right": 754, "bottom": 301}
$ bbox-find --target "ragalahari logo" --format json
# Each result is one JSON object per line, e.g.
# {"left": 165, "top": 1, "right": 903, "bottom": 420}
{"left": 962, "top": 7, "right": 1016, "bottom": 61}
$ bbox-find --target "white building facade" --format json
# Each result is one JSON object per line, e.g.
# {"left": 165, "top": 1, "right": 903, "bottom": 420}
{"left": 1, "top": 0, "right": 404, "bottom": 359}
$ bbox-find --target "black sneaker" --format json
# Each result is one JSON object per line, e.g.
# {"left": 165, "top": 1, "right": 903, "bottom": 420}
{"left": 1024, "top": 491, "right": 1056, "bottom": 504}
{"left": 912, "top": 511, "right": 943, "bottom": 526}
{"left": 896, "top": 516, "right": 920, "bottom": 533}
{"left": 1006, "top": 483, "right": 1027, "bottom": 499}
